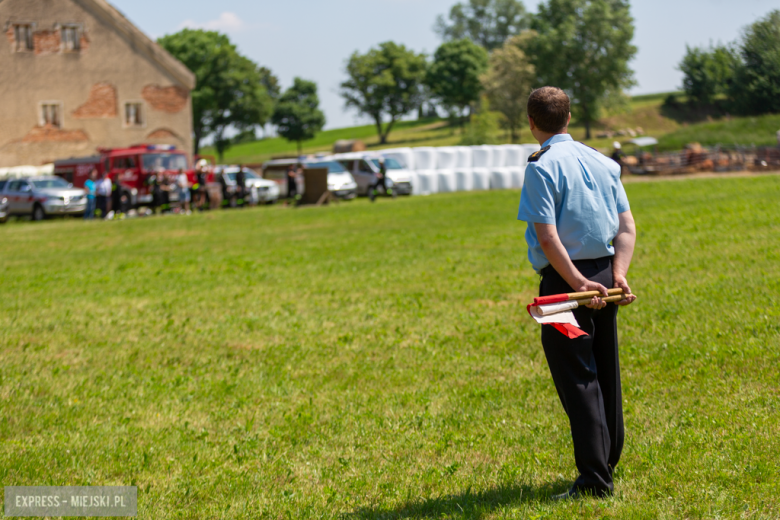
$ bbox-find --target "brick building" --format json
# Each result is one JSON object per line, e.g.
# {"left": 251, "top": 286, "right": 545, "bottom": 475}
{"left": 0, "top": 0, "right": 196, "bottom": 167}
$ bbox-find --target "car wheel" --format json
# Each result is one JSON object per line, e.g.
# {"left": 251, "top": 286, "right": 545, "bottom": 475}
{"left": 0, "top": 216, "right": 7, "bottom": 224}
{"left": 32, "top": 204, "right": 45, "bottom": 221}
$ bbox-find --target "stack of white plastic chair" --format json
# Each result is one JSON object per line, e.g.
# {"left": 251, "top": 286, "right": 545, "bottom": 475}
{"left": 504, "top": 145, "right": 527, "bottom": 189}
{"left": 434, "top": 147, "right": 457, "bottom": 193}
{"left": 453, "top": 146, "right": 473, "bottom": 191}
{"left": 380, "top": 147, "right": 418, "bottom": 195}
{"left": 488, "top": 145, "right": 513, "bottom": 190}
{"left": 412, "top": 147, "right": 438, "bottom": 195}
{"left": 470, "top": 146, "right": 492, "bottom": 190}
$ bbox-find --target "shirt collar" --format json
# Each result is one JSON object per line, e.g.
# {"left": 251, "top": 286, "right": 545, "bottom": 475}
{"left": 542, "top": 133, "right": 573, "bottom": 148}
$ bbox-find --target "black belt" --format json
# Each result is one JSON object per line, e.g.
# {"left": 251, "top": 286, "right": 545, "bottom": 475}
{"left": 541, "top": 256, "right": 613, "bottom": 277}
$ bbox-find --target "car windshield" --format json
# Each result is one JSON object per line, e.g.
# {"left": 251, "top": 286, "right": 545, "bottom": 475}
{"left": 0, "top": 180, "right": 6, "bottom": 190}
{"left": 307, "top": 161, "right": 346, "bottom": 173}
{"left": 224, "top": 170, "right": 260, "bottom": 181}
{"left": 32, "top": 178, "right": 70, "bottom": 189}
{"left": 371, "top": 158, "right": 404, "bottom": 170}
{"left": 142, "top": 153, "right": 188, "bottom": 172}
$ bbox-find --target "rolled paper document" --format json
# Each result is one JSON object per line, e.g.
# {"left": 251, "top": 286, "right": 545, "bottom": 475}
{"left": 536, "top": 300, "right": 579, "bottom": 316}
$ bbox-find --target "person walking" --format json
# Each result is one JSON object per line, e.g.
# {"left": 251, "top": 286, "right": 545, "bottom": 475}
{"left": 95, "top": 171, "right": 111, "bottom": 219}
{"left": 368, "top": 157, "right": 395, "bottom": 202}
{"left": 610, "top": 142, "right": 625, "bottom": 177}
{"left": 517, "top": 86, "right": 637, "bottom": 499}
{"left": 83, "top": 169, "right": 97, "bottom": 220}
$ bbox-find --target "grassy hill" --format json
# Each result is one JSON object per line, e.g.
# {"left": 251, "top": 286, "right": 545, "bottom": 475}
{"left": 203, "top": 93, "right": 780, "bottom": 164}
{"left": 656, "top": 114, "right": 780, "bottom": 151}
{"left": 2, "top": 176, "right": 779, "bottom": 517}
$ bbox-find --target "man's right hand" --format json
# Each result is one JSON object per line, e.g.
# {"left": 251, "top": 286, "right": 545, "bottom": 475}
{"left": 576, "top": 280, "right": 609, "bottom": 309}
{"left": 613, "top": 275, "right": 637, "bottom": 306}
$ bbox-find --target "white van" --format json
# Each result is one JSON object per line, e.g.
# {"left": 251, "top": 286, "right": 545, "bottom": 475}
{"left": 336, "top": 153, "right": 413, "bottom": 196}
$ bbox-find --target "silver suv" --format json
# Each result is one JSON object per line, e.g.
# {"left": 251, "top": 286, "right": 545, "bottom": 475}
{"left": 0, "top": 176, "right": 87, "bottom": 221}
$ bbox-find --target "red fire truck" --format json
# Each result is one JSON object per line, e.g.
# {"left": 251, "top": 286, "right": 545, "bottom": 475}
{"left": 54, "top": 144, "right": 204, "bottom": 208}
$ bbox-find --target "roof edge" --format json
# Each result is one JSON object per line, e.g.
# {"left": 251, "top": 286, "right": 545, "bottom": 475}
{"left": 77, "top": 0, "right": 196, "bottom": 90}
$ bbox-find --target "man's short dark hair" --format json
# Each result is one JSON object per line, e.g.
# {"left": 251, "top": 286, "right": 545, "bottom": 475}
{"left": 527, "top": 87, "right": 570, "bottom": 133}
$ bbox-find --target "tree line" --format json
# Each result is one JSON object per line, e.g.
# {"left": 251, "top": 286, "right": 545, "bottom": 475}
{"left": 158, "top": 0, "right": 637, "bottom": 157}
{"left": 340, "top": 0, "right": 636, "bottom": 144}
{"left": 157, "top": 30, "right": 325, "bottom": 159}
{"left": 159, "top": 2, "right": 780, "bottom": 159}
{"left": 678, "top": 10, "right": 780, "bottom": 117}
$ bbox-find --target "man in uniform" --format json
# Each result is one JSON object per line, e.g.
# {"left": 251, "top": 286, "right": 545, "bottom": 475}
{"left": 517, "top": 86, "right": 637, "bottom": 499}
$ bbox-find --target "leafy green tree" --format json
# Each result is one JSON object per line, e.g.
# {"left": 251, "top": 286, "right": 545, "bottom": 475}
{"left": 435, "top": 0, "right": 529, "bottom": 51}
{"left": 460, "top": 97, "right": 501, "bottom": 145}
{"left": 271, "top": 78, "right": 326, "bottom": 157}
{"left": 158, "top": 29, "right": 273, "bottom": 158}
{"left": 481, "top": 33, "right": 535, "bottom": 142}
{"left": 730, "top": 10, "right": 780, "bottom": 115}
{"left": 259, "top": 66, "right": 281, "bottom": 101}
{"left": 426, "top": 39, "right": 489, "bottom": 123}
{"left": 340, "top": 42, "right": 427, "bottom": 144}
{"left": 527, "top": 0, "right": 636, "bottom": 140}
{"left": 679, "top": 44, "right": 739, "bottom": 106}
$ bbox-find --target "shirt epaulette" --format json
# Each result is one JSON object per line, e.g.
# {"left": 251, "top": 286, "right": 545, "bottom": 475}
{"left": 528, "top": 146, "right": 551, "bottom": 163}
{"left": 578, "top": 142, "right": 598, "bottom": 152}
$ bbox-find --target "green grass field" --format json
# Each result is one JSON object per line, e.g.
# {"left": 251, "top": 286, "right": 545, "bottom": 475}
{"left": 1, "top": 175, "right": 779, "bottom": 518}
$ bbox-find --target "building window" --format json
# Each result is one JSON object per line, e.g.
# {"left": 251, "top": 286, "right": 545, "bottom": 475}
{"left": 13, "top": 24, "right": 34, "bottom": 52}
{"left": 61, "top": 25, "right": 80, "bottom": 51}
{"left": 40, "top": 102, "right": 63, "bottom": 128}
{"left": 124, "top": 102, "right": 144, "bottom": 127}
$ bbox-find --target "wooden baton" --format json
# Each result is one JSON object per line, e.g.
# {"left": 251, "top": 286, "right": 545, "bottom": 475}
{"left": 573, "top": 294, "right": 626, "bottom": 305}
{"left": 567, "top": 288, "right": 624, "bottom": 300}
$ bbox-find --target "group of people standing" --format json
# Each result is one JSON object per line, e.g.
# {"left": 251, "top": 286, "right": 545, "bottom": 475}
{"left": 83, "top": 169, "right": 121, "bottom": 220}
{"left": 82, "top": 160, "right": 212, "bottom": 220}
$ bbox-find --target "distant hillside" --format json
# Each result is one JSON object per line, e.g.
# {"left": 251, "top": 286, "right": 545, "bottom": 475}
{"left": 203, "top": 92, "right": 780, "bottom": 164}
{"left": 656, "top": 114, "right": 780, "bottom": 151}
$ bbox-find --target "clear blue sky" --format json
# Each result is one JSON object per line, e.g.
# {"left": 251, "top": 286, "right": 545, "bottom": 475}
{"left": 111, "top": 0, "right": 779, "bottom": 130}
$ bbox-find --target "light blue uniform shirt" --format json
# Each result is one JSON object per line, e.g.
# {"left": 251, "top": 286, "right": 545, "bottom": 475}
{"left": 517, "top": 134, "right": 630, "bottom": 273}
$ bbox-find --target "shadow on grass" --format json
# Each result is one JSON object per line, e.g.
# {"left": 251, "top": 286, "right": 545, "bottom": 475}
{"left": 346, "top": 479, "right": 571, "bottom": 519}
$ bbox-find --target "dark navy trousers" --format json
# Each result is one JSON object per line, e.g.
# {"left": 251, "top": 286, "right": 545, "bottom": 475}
{"left": 539, "top": 256, "right": 625, "bottom": 495}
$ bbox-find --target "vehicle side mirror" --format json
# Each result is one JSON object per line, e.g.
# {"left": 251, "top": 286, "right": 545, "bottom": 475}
{"left": 68, "top": 183, "right": 73, "bottom": 188}
{"left": 21, "top": 185, "right": 31, "bottom": 192}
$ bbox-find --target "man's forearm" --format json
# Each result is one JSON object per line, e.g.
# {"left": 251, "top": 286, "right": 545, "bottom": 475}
{"left": 612, "top": 211, "right": 636, "bottom": 279}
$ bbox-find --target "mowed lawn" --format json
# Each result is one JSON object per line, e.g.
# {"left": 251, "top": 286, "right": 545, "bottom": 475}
{"left": 1, "top": 175, "right": 778, "bottom": 519}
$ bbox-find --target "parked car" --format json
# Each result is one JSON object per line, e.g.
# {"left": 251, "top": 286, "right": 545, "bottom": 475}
{"left": 0, "top": 176, "right": 87, "bottom": 220}
{"left": 0, "top": 180, "right": 9, "bottom": 223}
{"left": 338, "top": 154, "right": 413, "bottom": 196}
{"left": 372, "top": 156, "right": 413, "bottom": 195}
{"left": 214, "top": 166, "right": 280, "bottom": 205}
